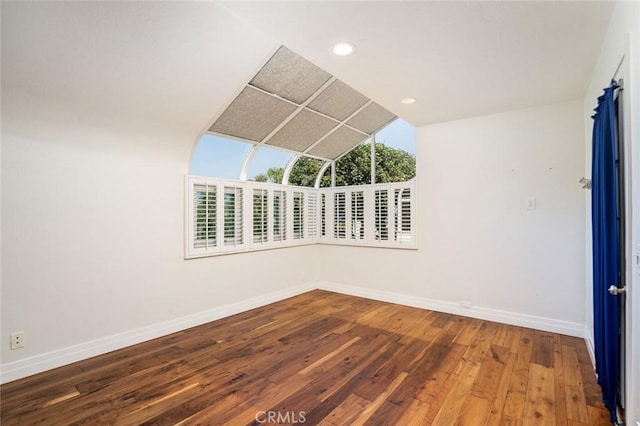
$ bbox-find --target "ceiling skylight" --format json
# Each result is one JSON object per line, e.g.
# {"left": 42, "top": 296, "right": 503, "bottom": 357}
{"left": 208, "top": 46, "right": 396, "bottom": 160}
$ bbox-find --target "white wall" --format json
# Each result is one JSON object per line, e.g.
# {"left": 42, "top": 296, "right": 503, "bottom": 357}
{"left": 319, "top": 100, "right": 586, "bottom": 333}
{"left": 583, "top": 1, "right": 640, "bottom": 422}
{"left": 1, "top": 2, "right": 317, "bottom": 381}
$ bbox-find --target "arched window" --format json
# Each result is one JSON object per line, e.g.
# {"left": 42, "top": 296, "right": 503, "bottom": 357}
{"left": 246, "top": 146, "right": 293, "bottom": 184}
{"left": 190, "top": 135, "right": 251, "bottom": 179}
{"left": 187, "top": 129, "right": 417, "bottom": 257}
{"left": 186, "top": 47, "right": 417, "bottom": 258}
{"left": 191, "top": 118, "right": 415, "bottom": 186}
{"left": 374, "top": 118, "right": 416, "bottom": 183}
{"left": 288, "top": 157, "right": 328, "bottom": 187}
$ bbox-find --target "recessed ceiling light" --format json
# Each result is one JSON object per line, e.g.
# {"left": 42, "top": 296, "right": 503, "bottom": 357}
{"left": 331, "top": 42, "right": 356, "bottom": 56}
{"left": 401, "top": 98, "right": 416, "bottom": 104}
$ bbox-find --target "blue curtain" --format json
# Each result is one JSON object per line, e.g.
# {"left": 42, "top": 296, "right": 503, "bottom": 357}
{"left": 591, "top": 83, "right": 619, "bottom": 423}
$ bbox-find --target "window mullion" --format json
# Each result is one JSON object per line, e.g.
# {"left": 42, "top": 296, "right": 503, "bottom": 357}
{"left": 242, "top": 183, "right": 251, "bottom": 248}
{"left": 286, "top": 187, "right": 294, "bottom": 243}
{"left": 215, "top": 182, "right": 223, "bottom": 251}
{"left": 325, "top": 189, "right": 335, "bottom": 243}
{"left": 345, "top": 191, "right": 353, "bottom": 241}
{"left": 267, "top": 189, "right": 274, "bottom": 245}
{"left": 364, "top": 187, "right": 374, "bottom": 244}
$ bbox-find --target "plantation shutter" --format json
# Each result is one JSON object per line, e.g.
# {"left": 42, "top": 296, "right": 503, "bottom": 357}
{"left": 273, "top": 190, "right": 287, "bottom": 242}
{"left": 186, "top": 177, "right": 416, "bottom": 258}
{"left": 224, "top": 186, "right": 243, "bottom": 246}
{"left": 393, "top": 187, "right": 413, "bottom": 243}
{"left": 320, "top": 193, "right": 326, "bottom": 237}
{"left": 193, "top": 184, "right": 217, "bottom": 249}
{"left": 293, "top": 191, "right": 304, "bottom": 240}
{"left": 307, "top": 193, "right": 318, "bottom": 239}
{"left": 253, "top": 188, "right": 268, "bottom": 244}
{"left": 350, "top": 190, "right": 364, "bottom": 240}
{"left": 334, "top": 192, "right": 346, "bottom": 239}
{"left": 375, "top": 189, "right": 389, "bottom": 241}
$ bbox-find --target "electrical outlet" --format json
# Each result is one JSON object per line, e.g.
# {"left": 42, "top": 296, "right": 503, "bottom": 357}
{"left": 526, "top": 197, "right": 536, "bottom": 210}
{"left": 460, "top": 301, "right": 472, "bottom": 309}
{"left": 10, "top": 332, "right": 24, "bottom": 350}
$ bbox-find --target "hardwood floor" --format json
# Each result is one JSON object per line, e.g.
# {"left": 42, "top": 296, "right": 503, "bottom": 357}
{"left": 1, "top": 290, "right": 611, "bottom": 425}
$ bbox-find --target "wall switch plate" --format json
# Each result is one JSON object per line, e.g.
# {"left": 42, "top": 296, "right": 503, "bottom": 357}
{"left": 10, "top": 332, "right": 24, "bottom": 350}
{"left": 526, "top": 197, "right": 536, "bottom": 210}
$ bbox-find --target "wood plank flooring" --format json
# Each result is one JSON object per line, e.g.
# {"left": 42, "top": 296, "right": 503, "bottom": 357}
{"left": 0, "top": 290, "right": 611, "bottom": 425}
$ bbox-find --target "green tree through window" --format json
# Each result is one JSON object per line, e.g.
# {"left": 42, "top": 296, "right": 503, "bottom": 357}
{"left": 280, "top": 143, "right": 415, "bottom": 187}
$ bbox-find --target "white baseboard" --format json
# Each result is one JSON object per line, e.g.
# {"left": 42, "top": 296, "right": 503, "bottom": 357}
{"left": 0, "top": 283, "right": 315, "bottom": 384}
{"left": 583, "top": 325, "right": 596, "bottom": 369}
{"left": 317, "top": 281, "right": 586, "bottom": 338}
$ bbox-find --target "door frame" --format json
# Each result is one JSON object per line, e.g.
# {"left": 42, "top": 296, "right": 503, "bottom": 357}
{"left": 622, "top": 32, "right": 639, "bottom": 425}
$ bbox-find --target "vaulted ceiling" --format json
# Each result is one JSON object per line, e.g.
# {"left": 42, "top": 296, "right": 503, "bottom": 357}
{"left": 2, "top": 1, "right": 615, "bottom": 156}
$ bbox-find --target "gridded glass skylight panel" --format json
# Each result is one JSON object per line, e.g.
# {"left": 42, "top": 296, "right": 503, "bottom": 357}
{"left": 209, "top": 87, "right": 297, "bottom": 142}
{"left": 307, "top": 80, "right": 369, "bottom": 121}
{"left": 346, "top": 103, "right": 397, "bottom": 135}
{"left": 307, "top": 125, "right": 366, "bottom": 159}
{"left": 267, "top": 109, "right": 338, "bottom": 152}
{"left": 250, "top": 46, "right": 332, "bottom": 105}
{"left": 209, "top": 45, "right": 395, "bottom": 160}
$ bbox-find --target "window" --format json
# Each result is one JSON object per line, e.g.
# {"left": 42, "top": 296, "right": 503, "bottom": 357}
{"left": 334, "top": 192, "right": 346, "bottom": 239}
{"left": 320, "top": 183, "right": 415, "bottom": 247}
{"left": 185, "top": 48, "right": 418, "bottom": 258}
{"left": 253, "top": 189, "right": 268, "bottom": 244}
{"left": 350, "top": 190, "right": 364, "bottom": 240}
{"left": 320, "top": 193, "right": 326, "bottom": 237}
{"left": 190, "top": 135, "right": 252, "bottom": 179}
{"left": 308, "top": 193, "right": 318, "bottom": 239}
{"left": 289, "top": 157, "right": 327, "bottom": 187}
{"left": 375, "top": 118, "right": 416, "bottom": 183}
{"left": 375, "top": 189, "right": 389, "bottom": 241}
{"left": 319, "top": 165, "right": 332, "bottom": 188}
{"left": 395, "top": 188, "right": 413, "bottom": 240}
{"left": 273, "top": 190, "right": 287, "bottom": 242}
{"left": 224, "top": 186, "right": 243, "bottom": 246}
{"left": 375, "top": 118, "right": 416, "bottom": 154}
{"left": 186, "top": 178, "right": 416, "bottom": 257}
{"left": 293, "top": 191, "right": 304, "bottom": 240}
{"left": 190, "top": 116, "right": 414, "bottom": 188}
{"left": 248, "top": 146, "right": 293, "bottom": 183}
{"left": 193, "top": 183, "right": 217, "bottom": 249}
{"left": 317, "top": 121, "right": 416, "bottom": 188}
{"left": 334, "top": 142, "right": 371, "bottom": 186}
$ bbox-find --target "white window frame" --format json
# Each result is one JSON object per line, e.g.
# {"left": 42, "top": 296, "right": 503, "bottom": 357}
{"left": 317, "top": 182, "right": 417, "bottom": 248}
{"left": 185, "top": 176, "right": 417, "bottom": 258}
